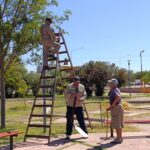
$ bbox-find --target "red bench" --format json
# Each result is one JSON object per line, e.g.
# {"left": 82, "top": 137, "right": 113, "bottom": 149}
{"left": 0, "top": 130, "right": 22, "bottom": 150}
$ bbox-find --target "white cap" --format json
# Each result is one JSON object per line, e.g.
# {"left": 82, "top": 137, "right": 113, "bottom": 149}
{"left": 108, "top": 78, "right": 118, "bottom": 86}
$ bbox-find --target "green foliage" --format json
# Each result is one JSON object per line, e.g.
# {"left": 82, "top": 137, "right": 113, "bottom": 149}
{"left": 141, "top": 72, "right": 150, "bottom": 83}
{"left": 25, "top": 71, "right": 40, "bottom": 96}
{"left": 113, "top": 68, "right": 128, "bottom": 87}
{"left": 0, "top": 0, "right": 72, "bottom": 127}
{"left": 131, "top": 71, "right": 150, "bottom": 83}
{"left": 0, "top": 0, "right": 72, "bottom": 71}
{"left": 132, "top": 71, "right": 146, "bottom": 80}
{"left": 74, "top": 61, "right": 128, "bottom": 96}
{"left": 5, "top": 59, "right": 28, "bottom": 98}
{"left": 75, "top": 61, "right": 114, "bottom": 96}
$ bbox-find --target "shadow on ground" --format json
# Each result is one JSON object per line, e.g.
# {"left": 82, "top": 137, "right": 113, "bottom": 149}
{"left": 48, "top": 137, "right": 71, "bottom": 147}
{"left": 0, "top": 141, "right": 44, "bottom": 150}
{"left": 86, "top": 142, "right": 115, "bottom": 150}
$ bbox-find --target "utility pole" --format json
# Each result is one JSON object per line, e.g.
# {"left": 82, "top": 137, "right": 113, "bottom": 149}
{"left": 128, "top": 60, "right": 131, "bottom": 97}
{"left": 140, "top": 50, "right": 144, "bottom": 73}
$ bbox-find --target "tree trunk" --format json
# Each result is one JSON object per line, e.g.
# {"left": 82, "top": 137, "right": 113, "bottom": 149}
{"left": 0, "top": 57, "right": 6, "bottom": 128}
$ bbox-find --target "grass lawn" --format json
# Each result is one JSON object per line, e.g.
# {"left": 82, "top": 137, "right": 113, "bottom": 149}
{"left": 0, "top": 95, "right": 139, "bottom": 147}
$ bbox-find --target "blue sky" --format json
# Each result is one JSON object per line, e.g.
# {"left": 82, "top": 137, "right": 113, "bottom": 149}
{"left": 26, "top": 0, "right": 150, "bottom": 72}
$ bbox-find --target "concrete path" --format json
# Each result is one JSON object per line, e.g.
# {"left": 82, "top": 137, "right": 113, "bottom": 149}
{"left": 1, "top": 132, "right": 150, "bottom": 150}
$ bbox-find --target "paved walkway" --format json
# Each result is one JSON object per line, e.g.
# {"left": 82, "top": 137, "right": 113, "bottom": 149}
{"left": 1, "top": 132, "right": 150, "bottom": 150}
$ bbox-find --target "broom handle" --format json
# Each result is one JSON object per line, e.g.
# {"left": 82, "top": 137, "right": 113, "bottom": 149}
{"left": 106, "top": 110, "right": 109, "bottom": 138}
{"left": 71, "top": 88, "right": 79, "bottom": 123}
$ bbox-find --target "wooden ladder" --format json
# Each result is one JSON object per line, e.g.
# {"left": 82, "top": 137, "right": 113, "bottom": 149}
{"left": 24, "top": 29, "right": 92, "bottom": 143}
{"left": 57, "top": 29, "right": 93, "bottom": 130}
{"left": 24, "top": 55, "right": 58, "bottom": 143}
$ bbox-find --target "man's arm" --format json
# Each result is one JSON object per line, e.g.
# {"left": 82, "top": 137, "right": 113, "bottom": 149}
{"left": 80, "top": 86, "right": 87, "bottom": 101}
{"left": 65, "top": 85, "right": 72, "bottom": 99}
{"left": 111, "top": 95, "right": 121, "bottom": 107}
{"left": 107, "top": 90, "right": 121, "bottom": 111}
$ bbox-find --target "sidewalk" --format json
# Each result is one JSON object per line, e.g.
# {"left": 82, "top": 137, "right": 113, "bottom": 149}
{"left": 1, "top": 132, "right": 150, "bottom": 150}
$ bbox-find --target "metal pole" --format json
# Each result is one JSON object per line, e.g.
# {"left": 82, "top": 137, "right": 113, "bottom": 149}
{"left": 140, "top": 50, "right": 144, "bottom": 74}
{"left": 140, "top": 53, "right": 142, "bottom": 73}
{"left": 128, "top": 60, "right": 131, "bottom": 97}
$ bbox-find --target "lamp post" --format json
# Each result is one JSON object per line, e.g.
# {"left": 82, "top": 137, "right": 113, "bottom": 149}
{"left": 140, "top": 50, "right": 144, "bottom": 73}
{"left": 128, "top": 60, "right": 131, "bottom": 97}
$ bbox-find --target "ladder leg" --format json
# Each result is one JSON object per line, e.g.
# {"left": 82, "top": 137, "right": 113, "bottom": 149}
{"left": 42, "top": 70, "right": 47, "bottom": 133}
{"left": 24, "top": 94, "right": 37, "bottom": 142}
{"left": 99, "top": 103, "right": 104, "bottom": 128}
{"left": 48, "top": 55, "right": 58, "bottom": 143}
{"left": 83, "top": 101, "right": 93, "bottom": 130}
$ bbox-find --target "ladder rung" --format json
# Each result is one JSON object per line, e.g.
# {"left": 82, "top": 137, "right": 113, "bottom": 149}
{"left": 58, "top": 51, "right": 67, "bottom": 54}
{"left": 31, "top": 114, "right": 65, "bottom": 118}
{"left": 60, "top": 68, "right": 73, "bottom": 71}
{"left": 37, "top": 95, "right": 54, "bottom": 98}
{"left": 60, "top": 42, "right": 64, "bottom": 45}
{"left": 31, "top": 114, "right": 51, "bottom": 118}
{"left": 25, "top": 135, "right": 49, "bottom": 139}
{"left": 29, "top": 124, "right": 49, "bottom": 128}
{"left": 36, "top": 98, "right": 53, "bottom": 101}
{"left": 48, "top": 57, "right": 57, "bottom": 61}
{"left": 59, "top": 59, "right": 70, "bottom": 63}
{"left": 86, "top": 124, "right": 93, "bottom": 128}
{"left": 61, "top": 77, "right": 69, "bottom": 80}
{"left": 53, "top": 114, "right": 66, "bottom": 118}
{"left": 34, "top": 105, "right": 52, "bottom": 107}
{"left": 39, "top": 85, "right": 54, "bottom": 88}
{"left": 43, "top": 66, "right": 57, "bottom": 70}
{"left": 41, "top": 76, "right": 55, "bottom": 79}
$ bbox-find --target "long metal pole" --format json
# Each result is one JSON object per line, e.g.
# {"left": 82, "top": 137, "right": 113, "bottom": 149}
{"left": 128, "top": 60, "right": 131, "bottom": 97}
{"left": 140, "top": 50, "right": 144, "bottom": 74}
{"left": 140, "top": 53, "right": 142, "bottom": 73}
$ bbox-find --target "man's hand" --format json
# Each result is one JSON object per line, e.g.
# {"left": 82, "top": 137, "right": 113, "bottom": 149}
{"left": 71, "top": 93, "right": 79, "bottom": 97}
{"left": 106, "top": 104, "right": 115, "bottom": 111}
{"left": 71, "top": 93, "right": 83, "bottom": 101}
{"left": 111, "top": 103, "right": 116, "bottom": 107}
{"left": 79, "top": 97, "right": 84, "bottom": 102}
{"left": 106, "top": 106, "right": 111, "bottom": 111}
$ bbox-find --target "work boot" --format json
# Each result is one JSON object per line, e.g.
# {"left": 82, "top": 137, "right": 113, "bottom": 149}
{"left": 48, "top": 54, "right": 56, "bottom": 59}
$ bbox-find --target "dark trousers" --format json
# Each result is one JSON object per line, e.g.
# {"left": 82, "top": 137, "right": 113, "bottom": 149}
{"left": 66, "top": 106, "right": 88, "bottom": 135}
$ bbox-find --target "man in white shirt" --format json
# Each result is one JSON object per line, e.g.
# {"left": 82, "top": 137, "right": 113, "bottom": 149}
{"left": 65, "top": 76, "right": 88, "bottom": 139}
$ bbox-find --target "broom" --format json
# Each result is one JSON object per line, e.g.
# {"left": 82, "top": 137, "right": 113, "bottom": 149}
{"left": 71, "top": 88, "right": 88, "bottom": 138}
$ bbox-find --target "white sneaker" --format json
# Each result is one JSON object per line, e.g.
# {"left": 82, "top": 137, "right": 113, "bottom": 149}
{"left": 83, "top": 135, "right": 88, "bottom": 139}
{"left": 66, "top": 135, "right": 71, "bottom": 140}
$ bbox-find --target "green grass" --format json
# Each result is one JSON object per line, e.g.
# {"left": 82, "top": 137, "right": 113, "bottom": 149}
{"left": 0, "top": 95, "right": 141, "bottom": 147}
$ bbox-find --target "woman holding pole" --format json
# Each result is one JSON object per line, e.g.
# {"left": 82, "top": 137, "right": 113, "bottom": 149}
{"left": 107, "top": 78, "right": 124, "bottom": 144}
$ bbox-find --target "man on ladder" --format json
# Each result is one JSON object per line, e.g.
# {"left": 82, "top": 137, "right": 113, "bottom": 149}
{"left": 40, "top": 18, "right": 60, "bottom": 68}
{"left": 65, "top": 76, "right": 88, "bottom": 140}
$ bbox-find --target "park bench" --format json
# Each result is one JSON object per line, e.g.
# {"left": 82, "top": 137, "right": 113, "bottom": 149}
{"left": 0, "top": 130, "right": 22, "bottom": 150}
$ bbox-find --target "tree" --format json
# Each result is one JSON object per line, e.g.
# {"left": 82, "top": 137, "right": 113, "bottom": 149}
{"left": 74, "top": 61, "right": 128, "bottom": 96}
{"left": 75, "top": 61, "right": 117, "bottom": 96}
{"left": 5, "top": 59, "right": 28, "bottom": 98}
{"left": 141, "top": 72, "right": 150, "bottom": 83}
{"left": 0, "top": 0, "right": 71, "bottom": 128}
{"left": 113, "top": 68, "right": 128, "bottom": 88}
{"left": 25, "top": 71, "right": 40, "bottom": 96}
